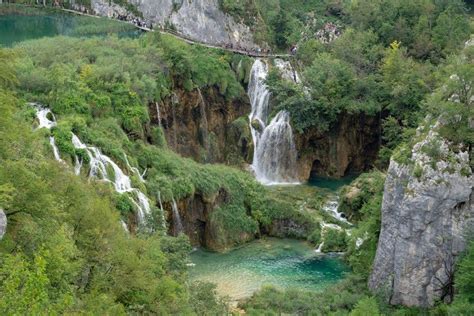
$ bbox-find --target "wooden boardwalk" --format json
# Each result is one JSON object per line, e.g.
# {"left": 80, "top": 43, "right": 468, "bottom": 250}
{"left": 61, "top": 8, "right": 291, "bottom": 58}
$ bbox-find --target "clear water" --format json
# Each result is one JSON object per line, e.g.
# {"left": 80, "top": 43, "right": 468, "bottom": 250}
{"left": 189, "top": 238, "right": 349, "bottom": 300}
{"left": 0, "top": 14, "right": 140, "bottom": 46}
{"left": 308, "top": 174, "right": 358, "bottom": 192}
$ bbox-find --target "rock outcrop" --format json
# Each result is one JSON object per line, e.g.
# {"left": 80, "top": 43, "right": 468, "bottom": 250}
{"left": 89, "top": 0, "right": 258, "bottom": 50}
{"left": 296, "top": 113, "right": 380, "bottom": 179}
{"left": 152, "top": 87, "right": 252, "bottom": 164}
{"left": 166, "top": 190, "right": 254, "bottom": 251}
{"left": 369, "top": 124, "right": 474, "bottom": 307}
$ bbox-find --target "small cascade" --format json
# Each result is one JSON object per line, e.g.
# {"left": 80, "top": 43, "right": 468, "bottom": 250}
{"left": 197, "top": 88, "right": 210, "bottom": 160}
{"left": 33, "top": 103, "right": 57, "bottom": 129}
{"left": 121, "top": 219, "right": 129, "bottom": 233}
{"left": 315, "top": 242, "right": 324, "bottom": 253}
{"left": 171, "top": 198, "right": 184, "bottom": 236}
{"left": 49, "top": 136, "right": 63, "bottom": 162}
{"left": 71, "top": 133, "right": 151, "bottom": 225}
{"left": 155, "top": 101, "right": 162, "bottom": 127}
{"left": 157, "top": 192, "right": 167, "bottom": 231}
{"left": 74, "top": 155, "right": 83, "bottom": 175}
{"left": 124, "top": 154, "right": 146, "bottom": 183}
{"left": 322, "top": 196, "right": 350, "bottom": 224}
{"left": 33, "top": 103, "right": 63, "bottom": 162}
{"left": 274, "top": 59, "right": 301, "bottom": 83}
{"left": 0, "top": 209, "right": 6, "bottom": 240}
{"left": 31, "top": 103, "right": 148, "bottom": 231}
{"left": 248, "top": 59, "right": 299, "bottom": 185}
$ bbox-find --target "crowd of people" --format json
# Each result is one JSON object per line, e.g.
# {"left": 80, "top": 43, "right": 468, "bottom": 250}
{"left": 113, "top": 13, "right": 153, "bottom": 30}
{"left": 223, "top": 43, "right": 272, "bottom": 55}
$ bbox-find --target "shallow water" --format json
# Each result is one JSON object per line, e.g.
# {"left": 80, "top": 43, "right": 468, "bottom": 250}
{"left": 189, "top": 238, "right": 349, "bottom": 300}
{"left": 0, "top": 13, "right": 140, "bottom": 46}
{"left": 308, "top": 174, "right": 358, "bottom": 192}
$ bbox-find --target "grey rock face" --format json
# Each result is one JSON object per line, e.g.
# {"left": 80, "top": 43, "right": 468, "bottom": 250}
{"left": 369, "top": 125, "right": 474, "bottom": 307}
{"left": 90, "top": 0, "right": 258, "bottom": 49}
{"left": 0, "top": 209, "right": 6, "bottom": 239}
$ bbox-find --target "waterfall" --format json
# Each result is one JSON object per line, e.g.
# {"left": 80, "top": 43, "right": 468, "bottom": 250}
{"left": 32, "top": 103, "right": 147, "bottom": 230}
{"left": 157, "top": 191, "right": 167, "bottom": 231}
{"left": 33, "top": 103, "right": 57, "bottom": 129}
{"left": 124, "top": 154, "right": 146, "bottom": 183}
{"left": 197, "top": 88, "right": 210, "bottom": 160}
{"left": 74, "top": 155, "right": 83, "bottom": 175}
{"left": 121, "top": 220, "right": 129, "bottom": 233}
{"left": 71, "top": 133, "right": 151, "bottom": 225}
{"left": 0, "top": 209, "right": 6, "bottom": 240}
{"left": 155, "top": 101, "right": 162, "bottom": 127}
{"left": 171, "top": 198, "right": 184, "bottom": 236}
{"left": 274, "top": 59, "right": 301, "bottom": 83}
{"left": 33, "top": 103, "right": 63, "bottom": 162}
{"left": 248, "top": 59, "right": 299, "bottom": 185}
{"left": 49, "top": 136, "right": 63, "bottom": 162}
{"left": 315, "top": 242, "right": 324, "bottom": 253}
{"left": 322, "top": 196, "right": 350, "bottom": 224}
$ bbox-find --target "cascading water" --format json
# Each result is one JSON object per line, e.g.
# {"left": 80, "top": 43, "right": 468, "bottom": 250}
{"left": 33, "top": 103, "right": 63, "bottom": 162}
{"left": 34, "top": 103, "right": 57, "bottom": 129}
{"left": 71, "top": 133, "right": 151, "bottom": 224}
{"left": 248, "top": 59, "right": 299, "bottom": 185}
{"left": 157, "top": 191, "right": 167, "bottom": 231}
{"left": 124, "top": 154, "right": 146, "bottom": 183}
{"left": 49, "top": 136, "right": 62, "bottom": 162}
{"left": 155, "top": 101, "right": 162, "bottom": 127}
{"left": 171, "top": 198, "right": 184, "bottom": 236}
{"left": 32, "top": 103, "right": 153, "bottom": 230}
{"left": 322, "top": 196, "right": 350, "bottom": 224}
{"left": 0, "top": 209, "right": 6, "bottom": 240}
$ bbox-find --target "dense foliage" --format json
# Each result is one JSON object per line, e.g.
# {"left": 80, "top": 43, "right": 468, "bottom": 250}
{"left": 1, "top": 2, "right": 473, "bottom": 315}
{"left": 264, "top": 0, "right": 471, "bottom": 169}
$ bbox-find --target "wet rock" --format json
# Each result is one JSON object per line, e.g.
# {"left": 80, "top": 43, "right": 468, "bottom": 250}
{"left": 296, "top": 113, "right": 380, "bottom": 179}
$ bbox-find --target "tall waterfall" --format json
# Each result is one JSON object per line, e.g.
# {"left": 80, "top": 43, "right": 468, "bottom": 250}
{"left": 171, "top": 198, "right": 184, "bottom": 236}
{"left": 248, "top": 59, "right": 299, "bottom": 185}
{"left": 71, "top": 134, "right": 151, "bottom": 224}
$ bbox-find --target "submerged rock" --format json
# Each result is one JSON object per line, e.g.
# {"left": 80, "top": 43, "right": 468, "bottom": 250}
{"left": 369, "top": 125, "right": 473, "bottom": 307}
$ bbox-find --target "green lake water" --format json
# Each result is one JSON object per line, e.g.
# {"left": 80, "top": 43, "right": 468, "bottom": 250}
{"left": 189, "top": 238, "right": 349, "bottom": 300}
{"left": 308, "top": 174, "right": 358, "bottom": 192}
{"left": 0, "top": 13, "right": 140, "bottom": 46}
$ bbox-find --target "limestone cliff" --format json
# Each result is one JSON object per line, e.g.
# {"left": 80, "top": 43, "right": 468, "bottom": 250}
{"left": 152, "top": 87, "right": 252, "bottom": 164}
{"left": 89, "top": 0, "right": 258, "bottom": 49}
{"left": 296, "top": 113, "right": 380, "bottom": 179}
{"left": 369, "top": 124, "right": 473, "bottom": 307}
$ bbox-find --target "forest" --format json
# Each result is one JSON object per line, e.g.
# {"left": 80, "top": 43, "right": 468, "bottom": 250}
{"left": 0, "top": 0, "right": 473, "bottom": 315}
